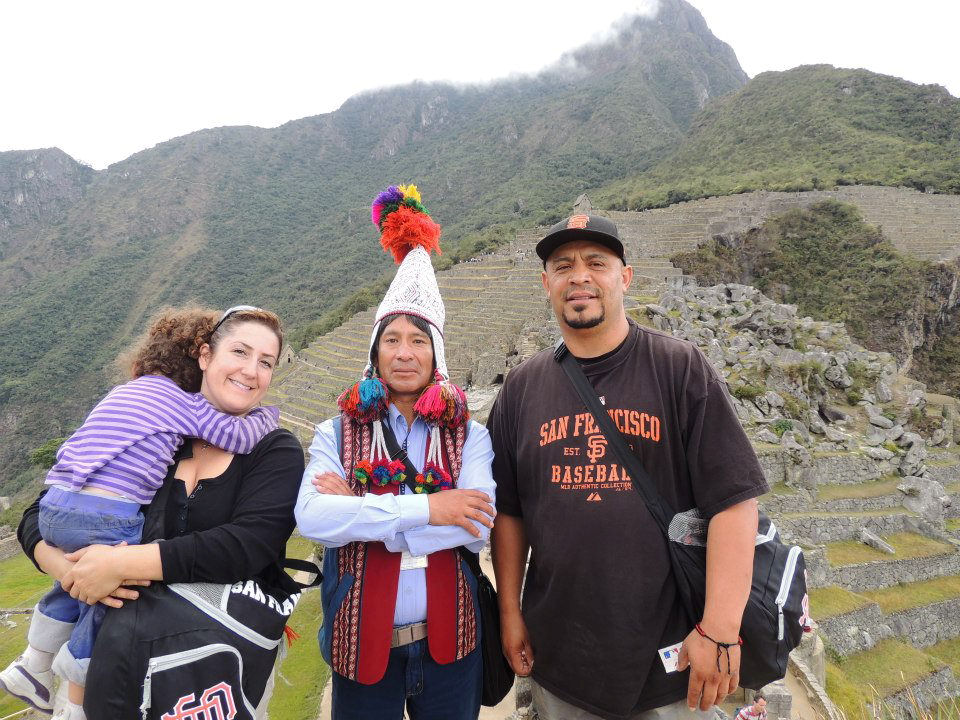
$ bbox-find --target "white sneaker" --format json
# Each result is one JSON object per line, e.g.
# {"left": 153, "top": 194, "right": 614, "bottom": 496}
{"left": 0, "top": 654, "right": 53, "bottom": 713}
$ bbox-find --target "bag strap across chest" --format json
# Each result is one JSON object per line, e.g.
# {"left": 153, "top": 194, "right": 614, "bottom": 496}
{"left": 554, "top": 340, "right": 674, "bottom": 532}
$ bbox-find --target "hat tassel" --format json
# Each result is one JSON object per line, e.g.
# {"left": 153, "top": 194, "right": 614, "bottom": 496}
{"left": 414, "top": 370, "right": 469, "bottom": 428}
{"left": 337, "top": 369, "right": 390, "bottom": 423}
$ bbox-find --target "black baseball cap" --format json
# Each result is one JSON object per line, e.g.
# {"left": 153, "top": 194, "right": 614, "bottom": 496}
{"left": 536, "top": 214, "right": 625, "bottom": 264}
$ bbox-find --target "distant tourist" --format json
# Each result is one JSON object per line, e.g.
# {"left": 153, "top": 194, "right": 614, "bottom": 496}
{"left": 487, "top": 214, "right": 768, "bottom": 719}
{"left": 9, "top": 306, "right": 303, "bottom": 719}
{"left": 296, "top": 185, "right": 495, "bottom": 720}
{"left": 736, "top": 692, "right": 768, "bottom": 720}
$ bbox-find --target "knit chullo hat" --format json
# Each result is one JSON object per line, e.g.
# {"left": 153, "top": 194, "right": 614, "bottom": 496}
{"left": 336, "top": 184, "right": 469, "bottom": 432}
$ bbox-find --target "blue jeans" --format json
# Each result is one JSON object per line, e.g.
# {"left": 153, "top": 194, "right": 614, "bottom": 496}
{"left": 30, "top": 487, "right": 144, "bottom": 686}
{"left": 331, "top": 640, "right": 481, "bottom": 720}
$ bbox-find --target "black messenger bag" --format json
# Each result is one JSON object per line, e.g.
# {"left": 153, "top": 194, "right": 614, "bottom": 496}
{"left": 556, "top": 342, "right": 808, "bottom": 689}
{"left": 456, "top": 547, "right": 516, "bottom": 707}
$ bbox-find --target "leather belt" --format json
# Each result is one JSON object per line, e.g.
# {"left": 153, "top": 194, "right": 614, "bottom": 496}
{"left": 391, "top": 622, "right": 428, "bottom": 648}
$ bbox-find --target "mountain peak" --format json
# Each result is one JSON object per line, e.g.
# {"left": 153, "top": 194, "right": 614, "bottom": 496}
{"left": 0, "top": 147, "right": 93, "bottom": 233}
{"left": 552, "top": 0, "right": 746, "bottom": 85}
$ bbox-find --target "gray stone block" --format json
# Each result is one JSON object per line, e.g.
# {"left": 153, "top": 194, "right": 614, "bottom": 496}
{"left": 818, "top": 603, "right": 890, "bottom": 656}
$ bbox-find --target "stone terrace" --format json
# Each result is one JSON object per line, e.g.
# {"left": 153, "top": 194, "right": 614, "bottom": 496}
{"left": 606, "top": 185, "right": 960, "bottom": 262}
{"left": 271, "top": 185, "right": 959, "bottom": 446}
{"left": 783, "top": 448, "right": 960, "bottom": 712}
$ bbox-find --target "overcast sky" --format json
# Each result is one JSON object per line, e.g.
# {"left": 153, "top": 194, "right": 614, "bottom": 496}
{"left": 3, "top": 0, "right": 958, "bottom": 169}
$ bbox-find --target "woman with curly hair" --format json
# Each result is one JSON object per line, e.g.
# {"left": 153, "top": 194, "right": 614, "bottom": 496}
{"left": 3, "top": 305, "right": 301, "bottom": 720}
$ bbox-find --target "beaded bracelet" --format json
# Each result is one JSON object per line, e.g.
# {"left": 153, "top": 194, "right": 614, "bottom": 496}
{"left": 695, "top": 623, "right": 743, "bottom": 674}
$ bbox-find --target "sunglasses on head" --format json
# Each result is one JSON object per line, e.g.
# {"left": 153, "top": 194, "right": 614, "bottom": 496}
{"left": 211, "top": 305, "right": 262, "bottom": 335}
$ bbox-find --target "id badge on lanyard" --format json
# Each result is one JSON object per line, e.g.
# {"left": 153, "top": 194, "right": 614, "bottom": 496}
{"left": 397, "top": 444, "right": 428, "bottom": 570}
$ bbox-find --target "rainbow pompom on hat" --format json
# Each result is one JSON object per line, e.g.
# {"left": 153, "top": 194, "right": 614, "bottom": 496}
{"left": 336, "top": 184, "right": 469, "bottom": 431}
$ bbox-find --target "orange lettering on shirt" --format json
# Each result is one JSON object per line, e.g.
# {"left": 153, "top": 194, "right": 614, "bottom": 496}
{"left": 608, "top": 408, "right": 621, "bottom": 433}
{"left": 584, "top": 414, "right": 597, "bottom": 436}
{"left": 573, "top": 413, "right": 584, "bottom": 437}
{"left": 539, "top": 422, "right": 549, "bottom": 447}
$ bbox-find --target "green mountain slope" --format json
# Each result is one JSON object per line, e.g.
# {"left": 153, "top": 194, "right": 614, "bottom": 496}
{"left": 596, "top": 64, "right": 960, "bottom": 211}
{"left": 0, "top": 0, "right": 747, "bottom": 487}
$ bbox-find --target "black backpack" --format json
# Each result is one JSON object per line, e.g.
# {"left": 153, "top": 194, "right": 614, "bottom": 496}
{"left": 556, "top": 343, "right": 808, "bottom": 689}
{"left": 85, "top": 575, "right": 317, "bottom": 719}
{"left": 84, "top": 473, "right": 320, "bottom": 719}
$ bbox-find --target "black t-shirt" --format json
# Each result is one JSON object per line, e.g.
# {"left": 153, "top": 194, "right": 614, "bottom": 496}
{"left": 487, "top": 321, "right": 768, "bottom": 719}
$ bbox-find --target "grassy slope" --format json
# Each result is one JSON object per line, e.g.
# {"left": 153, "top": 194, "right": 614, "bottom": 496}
{"left": 0, "top": 553, "right": 57, "bottom": 608}
{"left": 268, "top": 589, "right": 327, "bottom": 720}
{"left": 0, "top": 552, "right": 54, "bottom": 716}
{"left": 862, "top": 575, "right": 960, "bottom": 614}
{"left": 268, "top": 534, "right": 327, "bottom": 719}
{"left": 827, "top": 638, "right": 947, "bottom": 717}
{"left": 808, "top": 586, "right": 871, "bottom": 620}
{"left": 0, "top": 619, "right": 30, "bottom": 716}
{"left": 596, "top": 64, "right": 960, "bottom": 211}
{"left": 817, "top": 477, "right": 902, "bottom": 501}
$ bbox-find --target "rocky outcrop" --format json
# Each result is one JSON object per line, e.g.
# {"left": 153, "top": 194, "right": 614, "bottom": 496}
{"left": 0, "top": 148, "right": 93, "bottom": 239}
{"left": 645, "top": 284, "right": 951, "bottom": 482}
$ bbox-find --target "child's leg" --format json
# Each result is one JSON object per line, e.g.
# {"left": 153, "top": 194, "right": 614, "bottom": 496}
{"left": 30, "top": 582, "right": 81, "bottom": 654}
{"left": 0, "top": 583, "right": 71, "bottom": 712}
{"left": 51, "top": 602, "right": 105, "bottom": 690}
{"left": 61, "top": 694, "right": 87, "bottom": 720}
{"left": 22, "top": 644, "right": 55, "bottom": 672}
{"left": 0, "top": 579, "right": 82, "bottom": 712}
{"left": 36, "top": 488, "right": 143, "bottom": 718}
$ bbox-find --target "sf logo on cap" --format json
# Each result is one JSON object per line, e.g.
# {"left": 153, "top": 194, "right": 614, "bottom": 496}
{"left": 567, "top": 214, "right": 589, "bottom": 230}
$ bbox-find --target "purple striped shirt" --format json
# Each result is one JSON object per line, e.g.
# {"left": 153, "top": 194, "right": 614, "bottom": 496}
{"left": 46, "top": 375, "right": 280, "bottom": 503}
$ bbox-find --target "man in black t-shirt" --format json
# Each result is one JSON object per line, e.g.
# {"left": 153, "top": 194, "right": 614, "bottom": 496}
{"left": 487, "top": 215, "right": 768, "bottom": 720}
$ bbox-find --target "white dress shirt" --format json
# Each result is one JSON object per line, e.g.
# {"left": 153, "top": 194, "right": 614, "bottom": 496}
{"left": 295, "top": 403, "right": 496, "bottom": 625}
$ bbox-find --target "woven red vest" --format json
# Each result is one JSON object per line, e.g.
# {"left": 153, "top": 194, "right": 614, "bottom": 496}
{"left": 329, "top": 414, "right": 478, "bottom": 684}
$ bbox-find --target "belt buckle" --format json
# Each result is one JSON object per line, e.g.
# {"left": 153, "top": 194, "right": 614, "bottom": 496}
{"left": 392, "top": 622, "right": 425, "bottom": 648}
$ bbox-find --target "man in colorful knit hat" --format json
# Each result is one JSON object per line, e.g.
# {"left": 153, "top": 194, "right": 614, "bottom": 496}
{"left": 488, "top": 214, "right": 767, "bottom": 719}
{"left": 295, "top": 185, "right": 496, "bottom": 720}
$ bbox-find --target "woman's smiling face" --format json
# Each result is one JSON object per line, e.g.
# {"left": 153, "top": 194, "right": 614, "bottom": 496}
{"left": 198, "top": 320, "right": 279, "bottom": 414}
